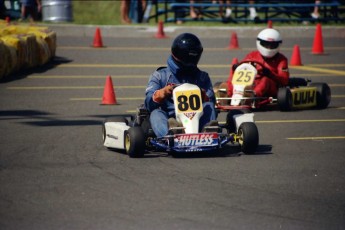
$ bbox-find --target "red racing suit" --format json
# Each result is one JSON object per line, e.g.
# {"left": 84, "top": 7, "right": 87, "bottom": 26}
{"left": 228, "top": 51, "right": 290, "bottom": 97}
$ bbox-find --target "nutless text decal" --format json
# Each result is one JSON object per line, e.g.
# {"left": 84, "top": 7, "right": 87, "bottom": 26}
{"left": 174, "top": 134, "right": 218, "bottom": 147}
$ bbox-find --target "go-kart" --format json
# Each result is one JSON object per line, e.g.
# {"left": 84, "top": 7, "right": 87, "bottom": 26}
{"left": 102, "top": 83, "right": 259, "bottom": 158}
{"left": 214, "top": 60, "right": 331, "bottom": 111}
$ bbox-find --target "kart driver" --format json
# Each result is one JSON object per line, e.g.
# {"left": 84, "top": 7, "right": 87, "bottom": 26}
{"left": 145, "top": 33, "right": 217, "bottom": 137}
{"left": 228, "top": 28, "right": 290, "bottom": 98}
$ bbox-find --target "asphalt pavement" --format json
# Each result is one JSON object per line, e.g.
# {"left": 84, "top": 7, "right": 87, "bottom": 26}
{"left": 0, "top": 24, "right": 344, "bottom": 230}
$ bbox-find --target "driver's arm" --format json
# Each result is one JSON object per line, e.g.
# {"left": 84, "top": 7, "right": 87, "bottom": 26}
{"left": 145, "top": 71, "right": 166, "bottom": 112}
{"left": 271, "top": 57, "right": 290, "bottom": 87}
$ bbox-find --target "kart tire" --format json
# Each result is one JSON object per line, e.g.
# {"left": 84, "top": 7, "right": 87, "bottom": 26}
{"left": 238, "top": 122, "right": 259, "bottom": 154}
{"left": 277, "top": 87, "right": 292, "bottom": 111}
{"left": 102, "top": 116, "right": 128, "bottom": 144}
{"left": 225, "top": 109, "right": 250, "bottom": 133}
{"left": 125, "top": 127, "right": 146, "bottom": 158}
{"left": 309, "top": 83, "right": 331, "bottom": 109}
{"left": 288, "top": 78, "right": 308, "bottom": 88}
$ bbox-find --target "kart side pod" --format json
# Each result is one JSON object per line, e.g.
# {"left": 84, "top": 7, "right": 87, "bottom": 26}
{"left": 103, "top": 122, "right": 129, "bottom": 149}
{"left": 233, "top": 113, "right": 255, "bottom": 131}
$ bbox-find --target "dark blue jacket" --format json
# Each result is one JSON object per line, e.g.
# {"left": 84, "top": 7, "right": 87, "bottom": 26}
{"left": 145, "top": 55, "right": 215, "bottom": 117}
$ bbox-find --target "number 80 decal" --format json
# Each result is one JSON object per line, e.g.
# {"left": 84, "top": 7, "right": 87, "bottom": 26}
{"left": 175, "top": 89, "right": 203, "bottom": 113}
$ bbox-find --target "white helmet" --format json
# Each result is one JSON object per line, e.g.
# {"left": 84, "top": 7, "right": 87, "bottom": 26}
{"left": 256, "top": 28, "right": 282, "bottom": 58}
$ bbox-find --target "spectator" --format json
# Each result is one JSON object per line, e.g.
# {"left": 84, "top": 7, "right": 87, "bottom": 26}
{"left": 20, "top": 0, "right": 41, "bottom": 22}
{"left": 218, "top": 1, "right": 258, "bottom": 20}
{"left": 0, "top": 0, "right": 6, "bottom": 20}
{"left": 248, "top": 0, "right": 257, "bottom": 20}
{"left": 144, "top": 33, "right": 217, "bottom": 137}
{"left": 174, "top": 0, "right": 186, "bottom": 24}
{"left": 121, "top": 0, "right": 131, "bottom": 24}
{"left": 219, "top": 0, "right": 232, "bottom": 19}
{"left": 190, "top": 0, "right": 202, "bottom": 20}
{"left": 311, "top": 0, "right": 321, "bottom": 19}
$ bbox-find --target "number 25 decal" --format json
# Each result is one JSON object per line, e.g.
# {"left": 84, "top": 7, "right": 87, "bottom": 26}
{"left": 177, "top": 94, "right": 201, "bottom": 112}
{"left": 235, "top": 70, "right": 254, "bottom": 83}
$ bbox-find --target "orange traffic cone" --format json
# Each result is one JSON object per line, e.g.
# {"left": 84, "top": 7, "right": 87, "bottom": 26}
{"left": 93, "top": 27, "right": 104, "bottom": 48}
{"left": 312, "top": 23, "right": 324, "bottom": 54}
{"left": 267, "top": 20, "right": 273, "bottom": 28}
{"left": 290, "top": 45, "right": 303, "bottom": 66}
{"left": 229, "top": 57, "right": 239, "bottom": 79}
{"left": 101, "top": 75, "right": 117, "bottom": 105}
{"left": 155, "top": 21, "right": 167, "bottom": 39}
{"left": 228, "top": 32, "right": 239, "bottom": 49}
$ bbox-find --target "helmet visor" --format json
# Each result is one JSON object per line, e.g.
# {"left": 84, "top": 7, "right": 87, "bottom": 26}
{"left": 257, "top": 38, "right": 281, "bottom": 49}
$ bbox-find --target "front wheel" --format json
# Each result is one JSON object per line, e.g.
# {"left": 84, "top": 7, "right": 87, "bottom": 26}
{"left": 238, "top": 122, "right": 259, "bottom": 154}
{"left": 124, "top": 127, "right": 146, "bottom": 158}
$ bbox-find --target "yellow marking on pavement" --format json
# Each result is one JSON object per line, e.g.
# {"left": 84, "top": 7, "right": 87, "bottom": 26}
{"left": 291, "top": 65, "right": 345, "bottom": 76}
{"left": 287, "top": 136, "right": 345, "bottom": 140}
{"left": 28, "top": 75, "right": 150, "bottom": 79}
{"left": 59, "top": 46, "right": 345, "bottom": 51}
{"left": 70, "top": 97, "right": 144, "bottom": 101}
{"left": 329, "top": 84, "right": 345, "bottom": 87}
{"left": 52, "top": 63, "right": 345, "bottom": 73}
{"left": 57, "top": 64, "right": 160, "bottom": 68}
{"left": 7, "top": 86, "right": 146, "bottom": 90}
{"left": 307, "top": 64, "right": 345, "bottom": 67}
{"left": 27, "top": 73, "right": 344, "bottom": 79}
{"left": 59, "top": 46, "right": 170, "bottom": 51}
{"left": 56, "top": 64, "right": 232, "bottom": 68}
{"left": 332, "top": 95, "right": 345, "bottom": 98}
{"left": 256, "top": 119, "right": 345, "bottom": 123}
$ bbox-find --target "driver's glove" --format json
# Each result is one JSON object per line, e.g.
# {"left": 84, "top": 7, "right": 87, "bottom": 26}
{"left": 152, "top": 85, "right": 174, "bottom": 104}
{"left": 262, "top": 67, "right": 271, "bottom": 77}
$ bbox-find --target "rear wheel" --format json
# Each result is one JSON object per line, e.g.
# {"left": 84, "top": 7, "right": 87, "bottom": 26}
{"left": 309, "top": 83, "right": 331, "bottom": 109}
{"left": 238, "top": 122, "right": 259, "bottom": 154}
{"left": 277, "top": 87, "right": 292, "bottom": 111}
{"left": 125, "top": 127, "right": 146, "bottom": 158}
{"left": 288, "top": 77, "right": 308, "bottom": 87}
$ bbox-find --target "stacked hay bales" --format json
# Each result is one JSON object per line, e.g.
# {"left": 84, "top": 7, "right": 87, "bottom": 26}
{"left": 0, "top": 20, "right": 56, "bottom": 80}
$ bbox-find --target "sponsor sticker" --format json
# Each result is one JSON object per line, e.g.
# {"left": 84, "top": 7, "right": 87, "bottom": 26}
{"left": 174, "top": 133, "right": 218, "bottom": 147}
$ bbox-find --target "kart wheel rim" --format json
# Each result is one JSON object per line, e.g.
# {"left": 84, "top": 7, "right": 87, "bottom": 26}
{"left": 125, "top": 133, "right": 130, "bottom": 152}
{"left": 238, "top": 129, "right": 244, "bottom": 145}
{"left": 102, "top": 125, "right": 106, "bottom": 143}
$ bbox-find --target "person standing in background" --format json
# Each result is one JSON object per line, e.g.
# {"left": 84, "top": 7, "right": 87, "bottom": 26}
{"left": 218, "top": 0, "right": 258, "bottom": 20}
{"left": 311, "top": 0, "right": 321, "bottom": 19}
{"left": 20, "top": 0, "right": 41, "bottom": 22}
{"left": 121, "top": 0, "right": 131, "bottom": 24}
{"left": 218, "top": 0, "right": 232, "bottom": 19}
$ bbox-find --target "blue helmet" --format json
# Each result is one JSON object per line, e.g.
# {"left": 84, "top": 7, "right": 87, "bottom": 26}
{"left": 171, "top": 33, "right": 203, "bottom": 67}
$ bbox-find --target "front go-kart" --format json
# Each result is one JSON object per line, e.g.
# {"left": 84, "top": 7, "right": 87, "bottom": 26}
{"left": 102, "top": 83, "right": 259, "bottom": 158}
{"left": 214, "top": 61, "right": 331, "bottom": 111}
